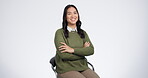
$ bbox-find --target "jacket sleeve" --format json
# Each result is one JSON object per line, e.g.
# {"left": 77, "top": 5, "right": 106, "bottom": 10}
{"left": 73, "top": 31, "right": 94, "bottom": 56}
{"left": 54, "top": 29, "right": 85, "bottom": 60}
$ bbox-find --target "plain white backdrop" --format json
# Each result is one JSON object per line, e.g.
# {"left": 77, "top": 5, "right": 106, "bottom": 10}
{"left": 0, "top": 0, "right": 148, "bottom": 78}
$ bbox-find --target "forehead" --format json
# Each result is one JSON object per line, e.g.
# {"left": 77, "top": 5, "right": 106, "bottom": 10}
{"left": 67, "top": 7, "right": 77, "bottom": 12}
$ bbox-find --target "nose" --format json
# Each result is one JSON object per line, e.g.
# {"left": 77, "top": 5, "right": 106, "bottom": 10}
{"left": 71, "top": 13, "right": 75, "bottom": 18}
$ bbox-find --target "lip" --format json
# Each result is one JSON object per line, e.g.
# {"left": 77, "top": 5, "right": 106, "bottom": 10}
{"left": 70, "top": 18, "right": 77, "bottom": 21}
{"left": 71, "top": 19, "right": 76, "bottom": 21}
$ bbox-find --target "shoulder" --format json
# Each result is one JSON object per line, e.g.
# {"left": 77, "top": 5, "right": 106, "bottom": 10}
{"left": 81, "top": 29, "right": 88, "bottom": 35}
{"left": 56, "top": 28, "right": 63, "bottom": 32}
{"left": 55, "top": 28, "right": 64, "bottom": 34}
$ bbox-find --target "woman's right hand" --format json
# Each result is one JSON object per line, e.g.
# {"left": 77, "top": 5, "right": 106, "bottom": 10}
{"left": 83, "top": 42, "right": 90, "bottom": 48}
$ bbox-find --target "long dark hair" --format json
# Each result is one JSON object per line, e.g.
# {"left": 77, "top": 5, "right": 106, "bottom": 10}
{"left": 62, "top": 4, "right": 85, "bottom": 38}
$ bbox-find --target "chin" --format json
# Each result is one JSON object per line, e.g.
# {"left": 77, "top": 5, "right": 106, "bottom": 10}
{"left": 70, "top": 23, "right": 76, "bottom": 25}
{"left": 71, "top": 21, "right": 77, "bottom": 24}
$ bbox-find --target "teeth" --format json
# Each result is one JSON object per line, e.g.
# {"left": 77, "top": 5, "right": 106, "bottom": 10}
{"left": 71, "top": 19, "right": 76, "bottom": 21}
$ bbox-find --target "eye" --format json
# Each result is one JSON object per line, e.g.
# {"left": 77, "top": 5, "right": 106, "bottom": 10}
{"left": 74, "top": 11, "right": 77, "bottom": 14}
{"left": 67, "top": 12, "right": 71, "bottom": 15}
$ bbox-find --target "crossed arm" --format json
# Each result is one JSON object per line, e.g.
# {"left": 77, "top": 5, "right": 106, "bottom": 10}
{"left": 59, "top": 42, "right": 90, "bottom": 53}
{"left": 54, "top": 29, "right": 94, "bottom": 61}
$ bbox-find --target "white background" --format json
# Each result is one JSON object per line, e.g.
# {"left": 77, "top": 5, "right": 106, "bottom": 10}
{"left": 0, "top": 0, "right": 148, "bottom": 78}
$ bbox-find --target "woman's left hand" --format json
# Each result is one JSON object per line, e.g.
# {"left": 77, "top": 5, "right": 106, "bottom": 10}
{"left": 59, "top": 42, "right": 74, "bottom": 53}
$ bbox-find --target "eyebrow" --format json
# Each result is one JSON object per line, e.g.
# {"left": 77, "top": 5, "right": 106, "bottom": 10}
{"left": 67, "top": 12, "right": 71, "bottom": 13}
{"left": 67, "top": 11, "right": 77, "bottom": 13}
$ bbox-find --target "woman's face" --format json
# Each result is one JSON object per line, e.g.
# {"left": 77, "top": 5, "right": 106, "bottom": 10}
{"left": 66, "top": 7, "right": 78, "bottom": 26}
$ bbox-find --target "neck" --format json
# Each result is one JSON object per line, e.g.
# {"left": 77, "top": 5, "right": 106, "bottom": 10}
{"left": 68, "top": 24, "right": 76, "bottom": 29}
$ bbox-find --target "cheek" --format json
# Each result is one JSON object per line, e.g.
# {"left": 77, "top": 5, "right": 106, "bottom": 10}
{"left": 66, "top": 16, "right": 69, "bottom": 19}
{"left": 66, "top": 16, "right": 71, "bottom": 21}
{"left": 76, "top": 15, "right": 79, "bottom": 20}
{"left": 76, "top": 15, "right": 78, "bottom": 18}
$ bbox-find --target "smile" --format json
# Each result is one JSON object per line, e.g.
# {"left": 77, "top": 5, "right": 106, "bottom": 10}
{"left": 70, "top": 18, "right": 77, "bottom": 21}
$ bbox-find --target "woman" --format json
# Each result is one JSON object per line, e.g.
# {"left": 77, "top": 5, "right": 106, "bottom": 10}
{"left": 54, "top": 4, "right": 100, "bottom": 78}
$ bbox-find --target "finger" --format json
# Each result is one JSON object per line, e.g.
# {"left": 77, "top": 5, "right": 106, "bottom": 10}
{"left": 85, "top": 42, "right": 89, "bottom": 45}
{"left": 84, "top": 42, "right": 88, "bottom": 45}
{"left": 85, "top": 42, "right": 89, "bottom": 44}
{"left": 87, "top": 43, "right": 90, "bottom": 46}
{"left": 59, "top": 47, "right": 66, "bottom": 51}
{"left": 60, "top": 42, "right": 67, "bottom": 45}
{"left": 87, "top": 42, "right": 89, "bottom": 44}
{"left": 61, "top": 50, "right": 67, "bottom": 53}
{"left": 59, "top": 45, "right": 66, "bottom": 48}
{"left": 87, "top": 42, "right": 89, "bottom": 43}
{"left": 87, "top": 42, "right": 90, "bottom": 45}
{"left": 86, "top": 42, "right": 90, "bottom": 44}
{"left": 85, "top": 42, "right": 90, "bottom": 47}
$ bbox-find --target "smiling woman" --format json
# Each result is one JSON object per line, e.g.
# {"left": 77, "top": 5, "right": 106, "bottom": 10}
{"left": 54, "top": 4, "right": 100, "bottom": 78}
{"left": 66, "top": 7, "right": 78, "bottom": 27}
